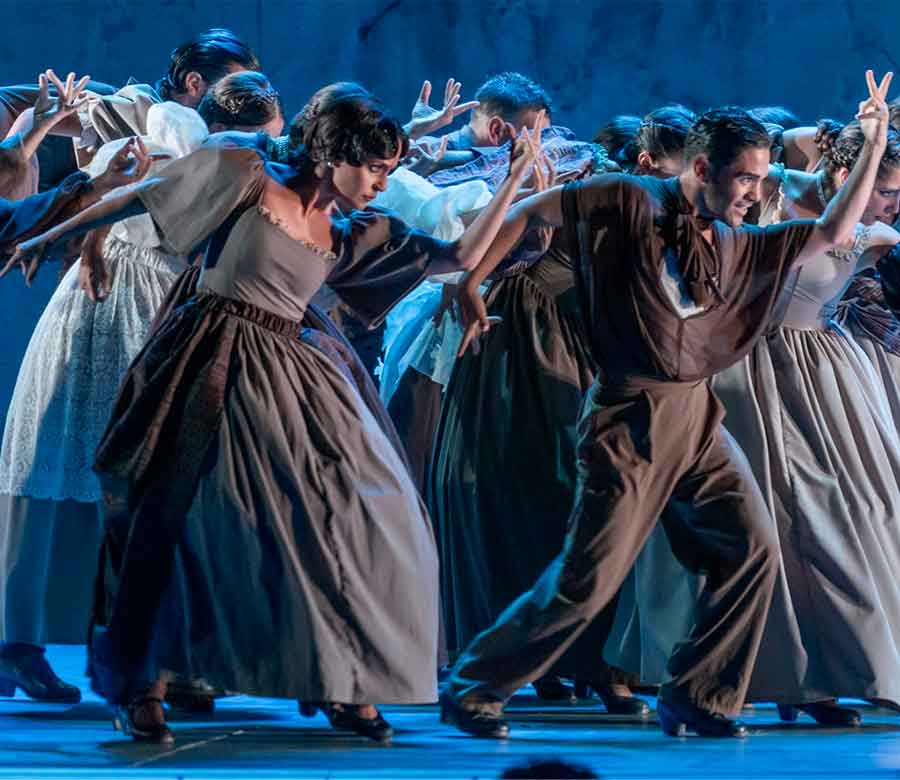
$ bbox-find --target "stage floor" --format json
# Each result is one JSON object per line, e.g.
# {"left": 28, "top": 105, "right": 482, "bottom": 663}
{"left": 1, "top": 647, "right": 899, "bottom": 779}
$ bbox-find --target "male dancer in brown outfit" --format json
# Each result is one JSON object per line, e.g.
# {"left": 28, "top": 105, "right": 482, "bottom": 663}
{"left": 439, "top": 70, "right": 893, "bottom": 739}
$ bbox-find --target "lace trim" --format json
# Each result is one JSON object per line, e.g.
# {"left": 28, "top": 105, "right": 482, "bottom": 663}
{"left": 761, "top": 163, "right": 786, "bottom": 225}
{"left": 827, "top": 223, "right": 873, "bottom": 264}
{"left": 256, "top": 205, "right": 337, "bottom": 261}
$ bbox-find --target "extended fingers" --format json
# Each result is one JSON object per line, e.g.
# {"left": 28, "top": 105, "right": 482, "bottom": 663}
{"left": 880, "top": 71, "right": 894, "bottom": 99}
{"left": 867, "top": 69, "right": 878, "bottom": 99}
{"left": 458, "top": 322, "right": 480, "bottom": 357}
{"left": 46, "top": 69, "right": 67, "bottom": 96}
{"left": 443, "top": 78, "right": 459, "bottom": 106}
{"left": 0, "top": 250, "right": 22, "bottom": 279}
{"left": 544, "top": 153, "right": 558, "bottom": 187}
{"left": 417, "top": 80, "right": 431, "bottom": 106}
{"left": 71, "top": 75, "right": 91, "bottom": 101}
{"left": 452, "top": 99, "right": 480, "bottom": 118}
{"left": 435, "top": 134, "right": 449, "bottom": 161}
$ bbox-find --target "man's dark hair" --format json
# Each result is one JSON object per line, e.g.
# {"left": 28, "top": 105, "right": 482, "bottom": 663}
{"left": 683, "top": 107, "right": 771, "bottom": 170}
{"left": 474, "top": 72, "right": 553, "bottom": 122}
{"left": 749, "top": 105, "right": 801, "bottom": 130}
{"left": 500, "top": 758, "right": 598, "bottom": 779}
{"left": 156, "top": 28, "right": 260, "bottom": 99}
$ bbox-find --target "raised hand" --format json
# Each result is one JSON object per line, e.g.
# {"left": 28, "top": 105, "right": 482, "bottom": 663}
{"left": 405, "top": 78, "right": 480, "bottom": 140}
{"left": 93, "top": 137, "right": 155, "bottom": 193}
{"left": 402, "top": 135, "right": 450, "bottom": 177}
{"left": 857, "top": 69, "right": 893, "bottom": 147}
{"left": 32, "top": 69, "right": 91, "bottom": 131}
{"left": 508, "top": 112, "right": 546, "bottom": 180}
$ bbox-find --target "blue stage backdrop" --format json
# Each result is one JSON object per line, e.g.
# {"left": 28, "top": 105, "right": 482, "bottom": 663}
{"left": 0, "top": 0, "right": 895, "bottom": 415}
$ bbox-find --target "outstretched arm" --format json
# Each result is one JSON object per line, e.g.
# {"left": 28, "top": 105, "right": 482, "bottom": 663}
{"left": 425, "top": 118, "right": 546, "bottom": 276}
{"left": 795, "top": 70, "right": 893, "bottom": 265}
{"left": 1, "top": 138, "right": 153, "bottom": 283}
{"left": 455, "top": 184, "right": 565, "bottom": 356}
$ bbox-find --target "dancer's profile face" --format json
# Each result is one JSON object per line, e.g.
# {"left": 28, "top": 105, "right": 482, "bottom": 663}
{"left": 329, "top": 148, "right": 403, "bottom": 210}
{"left": 863, "top": 167, "right": 900, "bottom": 225}
{"left": 700, "top": 146, "right": 769, "bottom": 227}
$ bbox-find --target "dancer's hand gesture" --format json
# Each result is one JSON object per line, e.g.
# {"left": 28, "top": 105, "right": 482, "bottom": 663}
{"left": 507, "top": 113, "right": 545, "bottom": 180}
{"left": 406, "top": 78, "right": 479, "bottom": 140}
{"left": 403, "top": 135, "right": 449, "bottom": 177}
{"left": 857, "top": 70, "right": 893, "bottom": 148}
{"left": 78, "top": 227, "right": 112, "bottom": 302}
{"left": 456, "top": 284, "right": 499, "bottom": 357}
{"left": 32, "top": 69, "right": 91, "bottom": 131}
{"left": 1, "top": 231, "right": 66, "bottom": 284}
{"left": 93, "top": 137, "right": 154, "bottom": 194}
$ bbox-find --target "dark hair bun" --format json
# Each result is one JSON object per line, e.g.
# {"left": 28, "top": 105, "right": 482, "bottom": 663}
{"left": 814, "top": 118, "right": 844, "bottom": 160}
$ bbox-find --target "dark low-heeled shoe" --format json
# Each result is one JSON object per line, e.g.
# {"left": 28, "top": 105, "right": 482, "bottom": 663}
{"left": 575, "top": 681, "right": 650, "bottom": 717}
{"left": 533, "top": 676, "right": 577, "bottom": 704}
{"left": 112, "top": 696, "right": 174, "bottom": 745}
{"left": 439, "top": 691, "right": 509, "bottom": 739}
{"left": 322, "top": 703, "right": 393, "bottom": 743}
{"left": 657, "top": 697, "right": 748, "bottom": 738}
{"left": 0, "top": 644, "right": 81, "bottom": 703}
{"left": 778, "top": 701, "right": 861, "bottom": 727}
{"left": 164, "top": 677, "right": 217, "bottom": 714}
{"left": 866, "top": 698, "right": 900, "bottom": 713}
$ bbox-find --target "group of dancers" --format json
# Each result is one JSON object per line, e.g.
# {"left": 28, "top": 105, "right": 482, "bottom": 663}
{"left": 0, "top": 27, "right": 900, "bottom": 746}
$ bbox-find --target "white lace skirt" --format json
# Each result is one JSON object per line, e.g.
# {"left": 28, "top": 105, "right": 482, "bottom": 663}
{"left": 0, "top": 236, "right": 184, "bottom": 502}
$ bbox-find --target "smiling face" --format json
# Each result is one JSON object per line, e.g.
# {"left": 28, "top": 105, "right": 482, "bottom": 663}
{"left": 697, "top": 145, "right": 770, "bottom": 227}
{"left": 328, "top": 148, "right": 402, "bottom": 210}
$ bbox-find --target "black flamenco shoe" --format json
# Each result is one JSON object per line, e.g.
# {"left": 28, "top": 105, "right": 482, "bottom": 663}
{"left": 439, "top": 691, "right": 510, "bottom": 739}
{"left": 657, "top": 697, "right": 748, "bottom": 738}
{"left": 574, "top": 680, "right": 650, "bottom": 717}
{"left": 0, "top": 644, "right": 81, "bottom": 703}
{"left": 164, "top": 677, "right": 217, "bottom": 714}
{"left": 321, "top": 703, "right": 394, "bottom": 743}
{"left": 777, "top": 701, "right": 861, "bottom": 727}
{"left": 112, "top": 696, "right": 174, "bottom": 745}
{"left": 533, "top": 676, "right": 577, "bottom": 704}
{"left": 866, "top": 698, "right": 900, "bottom": 713}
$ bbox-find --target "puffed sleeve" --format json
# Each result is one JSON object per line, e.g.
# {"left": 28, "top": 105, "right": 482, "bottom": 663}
{"left": 327, "top": 207, "right": 450, "bottom": 327}
{"left": 137, "top": 140, "right": 265, "bottom": 255}
{"left": 77, "top": 83, "right": 160, "bottom": 147}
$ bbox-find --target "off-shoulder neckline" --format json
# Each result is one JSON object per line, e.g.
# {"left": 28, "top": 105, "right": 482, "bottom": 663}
{"left": 255, "top": 204, "right": 337, "bottom": 261}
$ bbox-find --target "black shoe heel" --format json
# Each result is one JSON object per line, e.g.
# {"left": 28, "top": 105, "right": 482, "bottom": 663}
{"left": 777, "top": 704, "right": 798, "bottom": 722}
{"left": 657, "top": 695, "right": 747, "bottom": 738}
{"left": 533, "top": 676, "right": 577, "bottom": 704}
{"left": 781, "top": 701, "right": 861, "bottom": 727}
{"left": 657, "top": 701, "right": 688, "bottom": 737}
{"left": 439, "top": 691, "right": 510, "bottom": 739}
{"left": 0, "top": 676, "right": 15, "bottom": 697}
{"left": 321, "top": 703, "right": 393, "bottom": 743}
{"left": 0, "top": 646, "right": 80, "bottom": 703}
{"left": 575, "top": 681, "right": 650, "bottom": 717}
{"left": 112, "top": 697, "right": 174, "bottom": 745}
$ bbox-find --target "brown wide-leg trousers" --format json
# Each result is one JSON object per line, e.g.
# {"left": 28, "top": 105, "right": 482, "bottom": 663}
{"left": 448, "top": 377, "right": 779, "bottom": 716}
